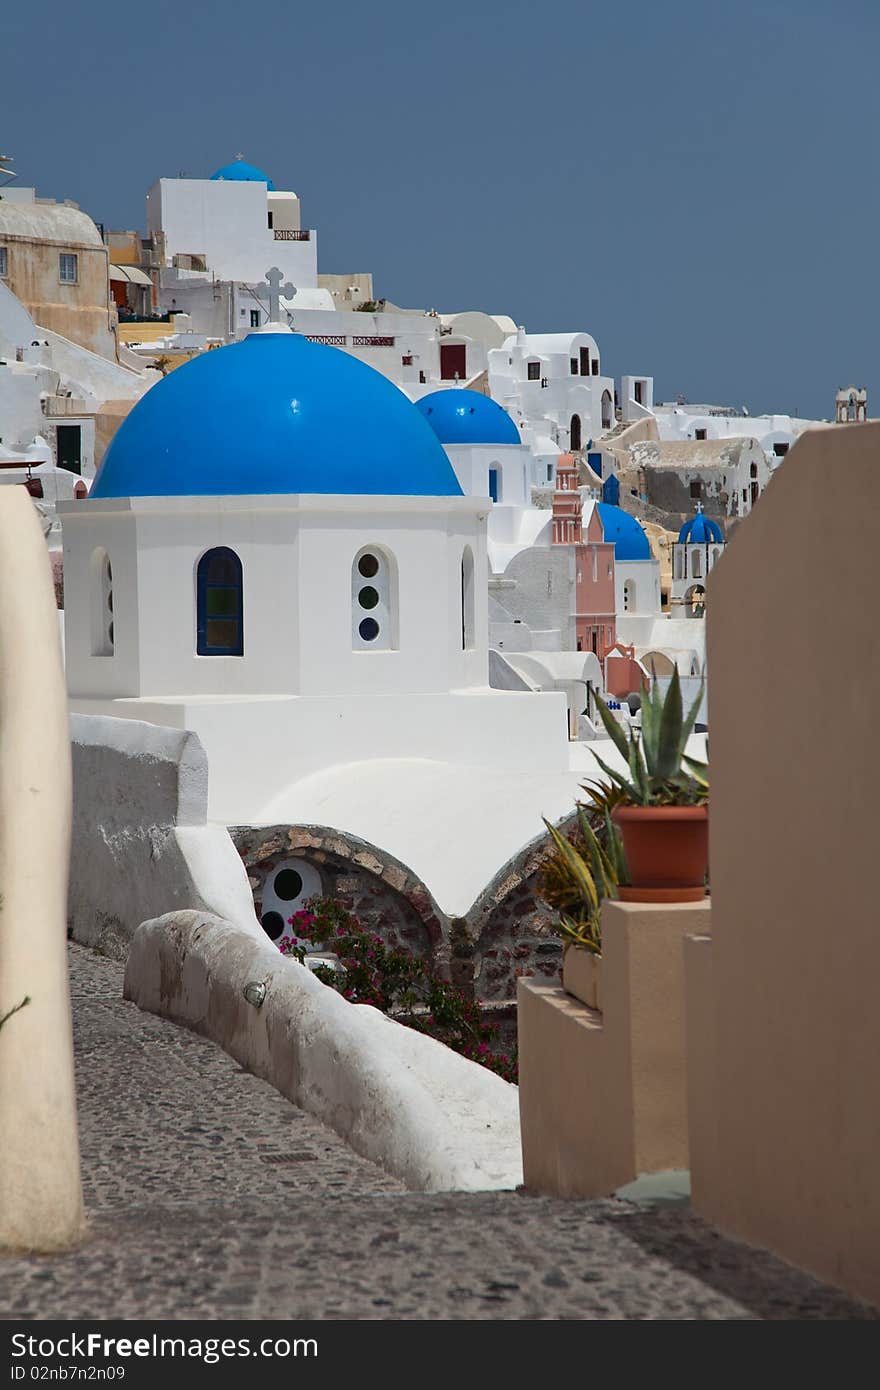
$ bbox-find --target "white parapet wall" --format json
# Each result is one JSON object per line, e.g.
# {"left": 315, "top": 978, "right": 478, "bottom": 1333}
{"left": 69, "top": 713, "right": 260, "bottom": 955}
{"left": 125, "top": 911, "right": 523, "bottom": 1193}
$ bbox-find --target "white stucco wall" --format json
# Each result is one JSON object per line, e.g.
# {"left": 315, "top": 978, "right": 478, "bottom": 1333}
{"left": 615, "top": 557, "right": 661, "bottom": 617}
{"left": 61, "top": 494, "right": 491, "bottom": 701}
{"left": 0, "top": 362, "right": 44, "bottom": 452}
{"left": 68, "top": 713, "right": 259, "bottom": 955}
{"left": 125, "top": 910, "right": 523, "bottom": 1192}
{"left": 488, "top": 330, "right": 614, "bottom": 452}
{"left": 443, "top": 442, "right": 532, "bottom": 506}
{"left": 147, "top": 179, "right": 318, "bottom": 289}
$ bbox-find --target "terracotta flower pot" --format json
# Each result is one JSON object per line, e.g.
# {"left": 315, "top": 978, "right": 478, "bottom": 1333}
{"left": 612, "top": 804, "right": 708, "bottom": 903}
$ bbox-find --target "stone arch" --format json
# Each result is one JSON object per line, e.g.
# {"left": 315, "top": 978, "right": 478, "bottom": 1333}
{"left": 230, "top": 823, "right": 445, "bottom": 968}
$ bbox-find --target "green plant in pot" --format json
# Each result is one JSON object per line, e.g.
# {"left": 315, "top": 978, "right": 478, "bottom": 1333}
{"left": 540, "top": 803, "right": 628, "bottom": 954}
{"left": 588, "top": 668, "right": 709, "bottom": 902}
{"left": 539, "top": 807, "right": 627, "bottom": 1010}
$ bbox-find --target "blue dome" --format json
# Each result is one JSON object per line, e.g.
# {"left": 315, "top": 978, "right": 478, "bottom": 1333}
{"left": 210, "top": 159, "right": 275, "bottom": 190}
{"left": 90, "top": 333, "right": 463, "bottom": 500}
{"left": 416, "top": 389, "right": 520, "bottom": 446}
{"left": 678, "top": 513, "right": 724, "bottom": 544}
{"left": 596, "top": 503, "right": 652, "bottom": 561}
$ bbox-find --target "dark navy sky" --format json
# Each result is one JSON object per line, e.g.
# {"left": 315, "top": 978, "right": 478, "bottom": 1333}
{"left": 4, "top": 0, "right": 877, "bottom": 418}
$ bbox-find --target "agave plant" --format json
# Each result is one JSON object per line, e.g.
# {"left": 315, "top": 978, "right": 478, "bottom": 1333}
{"left": 589, "top": 667, "right": 708, "bottom": 808}
{"left": 540, "top": 806, "right": 628, "bottom": 956}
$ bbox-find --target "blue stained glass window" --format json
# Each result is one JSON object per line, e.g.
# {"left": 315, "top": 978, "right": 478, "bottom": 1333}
{"left": 197, "top": 547, "right": 243, "bottom": 655}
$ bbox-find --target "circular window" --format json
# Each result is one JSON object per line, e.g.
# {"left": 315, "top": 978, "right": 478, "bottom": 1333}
{"left": 358, "top": 585, "right": 379, "bottom": 610}
{"left": 261, "top": 910, "right": 285, "bottom": 940}
{"left": 359, "top": 617, "right": 380, "bottom": 642}
{"left": 274, "top": 868, "right": 303, "bottom": 901}
{"left": 358, "top": 553, "right": 379, "bottom": 579}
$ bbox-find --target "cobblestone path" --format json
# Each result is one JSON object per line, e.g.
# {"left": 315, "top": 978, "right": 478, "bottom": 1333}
{"left": 0, "top": 945, "right": 875, "bottom": 1320}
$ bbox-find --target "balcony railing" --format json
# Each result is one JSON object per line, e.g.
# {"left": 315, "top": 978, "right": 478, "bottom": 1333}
{"left": 297, "top": 332, "right": 395, "bottom": 348}
{"left": 274, "top": 229, "right": 311, "bottom": 241}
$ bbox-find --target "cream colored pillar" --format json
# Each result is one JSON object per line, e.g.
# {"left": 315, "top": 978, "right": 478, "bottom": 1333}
{"left": 0, "top": 487, "right": 84, "bottom": 1249}
{"left": 518, "top": 898, "right": 710, "bottom": 1198}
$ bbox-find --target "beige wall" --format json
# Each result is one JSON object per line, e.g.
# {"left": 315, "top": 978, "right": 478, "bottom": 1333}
{"left": 519, "top": 899, "right": 707, "bottom": 1197}
{"left": 317, "top": 272, "right": 375, "bottom": 310}
{"left": 687, "top": 422, "right": 880, "bottom": 1307}
{"left": 93, "top": 399, "right": 138, "bottom": 469}
{"left": 2, "top": 235, "right": 115, "bottom": 361}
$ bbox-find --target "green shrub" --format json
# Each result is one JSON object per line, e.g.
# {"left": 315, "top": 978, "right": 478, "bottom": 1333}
{"left": 279, "top": 899, "right": 516, "bottom": 1083}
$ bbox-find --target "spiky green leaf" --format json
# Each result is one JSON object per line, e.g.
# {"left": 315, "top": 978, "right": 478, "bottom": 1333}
{"left": 542, "top": 818, "right": 598, "bottom": 912}
{"left": 628, "top": 734, "right": 650, "bottom": 804}
{"left": 653, "top": 665, "right": 684, "bottom": 781}
{"left": 639, "top": 676, "right": 659, "bottom": 770}
{"left": 682, "top": 754, "right": 709, "bottom": 789}
{"left": 603, "top": 807, "right": 630, "bottom": 885}
{"left": 589, "top": 751, "right": 639, "bottom": 802}
{"left": 576, "top": 806, "right": 617, "bottom": 899}
{"left": 593, "top": 691, "right": 633, "bottom": 763}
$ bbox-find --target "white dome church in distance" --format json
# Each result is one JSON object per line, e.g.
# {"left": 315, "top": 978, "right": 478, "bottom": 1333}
{"left": 61, "top": 325, "right": 582, "bottom": 852}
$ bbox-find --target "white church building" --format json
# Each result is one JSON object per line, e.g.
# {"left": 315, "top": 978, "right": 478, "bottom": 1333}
{"left": 61, "top": 326, "right": 598, "bottom": 891}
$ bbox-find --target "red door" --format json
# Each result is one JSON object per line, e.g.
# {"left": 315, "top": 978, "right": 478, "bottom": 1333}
{"left": 441, "top": 343, "right": 467, "bottom": 380}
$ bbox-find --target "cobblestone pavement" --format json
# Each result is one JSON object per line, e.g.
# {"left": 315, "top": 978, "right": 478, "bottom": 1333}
{"left": 0, "top": 945, "right": 876, "bottom": 1321}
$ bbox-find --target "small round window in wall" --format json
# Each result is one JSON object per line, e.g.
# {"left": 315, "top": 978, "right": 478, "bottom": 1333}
{"left": 358, "top": 553, "right": 379, "bottom": 579}
{"left": 259, "top": 858, "right": 323, "bottom": 947}
{"left": 274, "top": 868, "right": 303, "bottom": 901}
{"left": 260, "top": 911, "right": 285, "bottom": 941}
{"left": 352, "top": 547, "right": 395, "bottom": 650}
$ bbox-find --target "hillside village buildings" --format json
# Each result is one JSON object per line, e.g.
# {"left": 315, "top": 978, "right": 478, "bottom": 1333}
{"left": 3, "top": 150, "right": 859, "bottom": 743}
{"left": 7, "top": 143, "right": 880, "bottom": 1319}
{"left": 0, "top": 151, "right": 862, "bottom": 886}
{"left": 0, "top": 179, "right": 155, "bottom": 534}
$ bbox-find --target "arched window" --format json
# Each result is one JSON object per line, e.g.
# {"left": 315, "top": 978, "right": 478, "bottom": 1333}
{"left": 352, "top": 546, "right": 395, "bottom": 650}
{"left": 711, "top": 546, "right": 721, "bottom": 567}
{"left": 197, "top": 547, "right": 243, "bottom": 655}
{"left": 685, "top": 584, "right": 706, "bottom": 618}
{"left": 90, "top": 548, "right": 114, "bottom": 656}
{"left": 691, "top": 550, "right": 703, "bottom": 578}
{"left": 570, "top": 414, "right": 582, "bottom": 451}
{"left": 601, "top": 390, "right": 613, "bottom": 430}
{"left": 623, "top": 579, "right": 636, "bottom": 612}
{"left": 461, "top": 545, "right": 476, "bottom": 650}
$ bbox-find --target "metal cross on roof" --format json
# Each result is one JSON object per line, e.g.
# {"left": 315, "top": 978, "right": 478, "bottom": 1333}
{"left": 263, "top": 266, "right": 295, "bottom": 322}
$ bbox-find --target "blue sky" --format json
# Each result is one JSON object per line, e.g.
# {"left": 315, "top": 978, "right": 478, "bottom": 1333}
{"left": 4, "top": 0, "right": 877, "bottom": 417}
